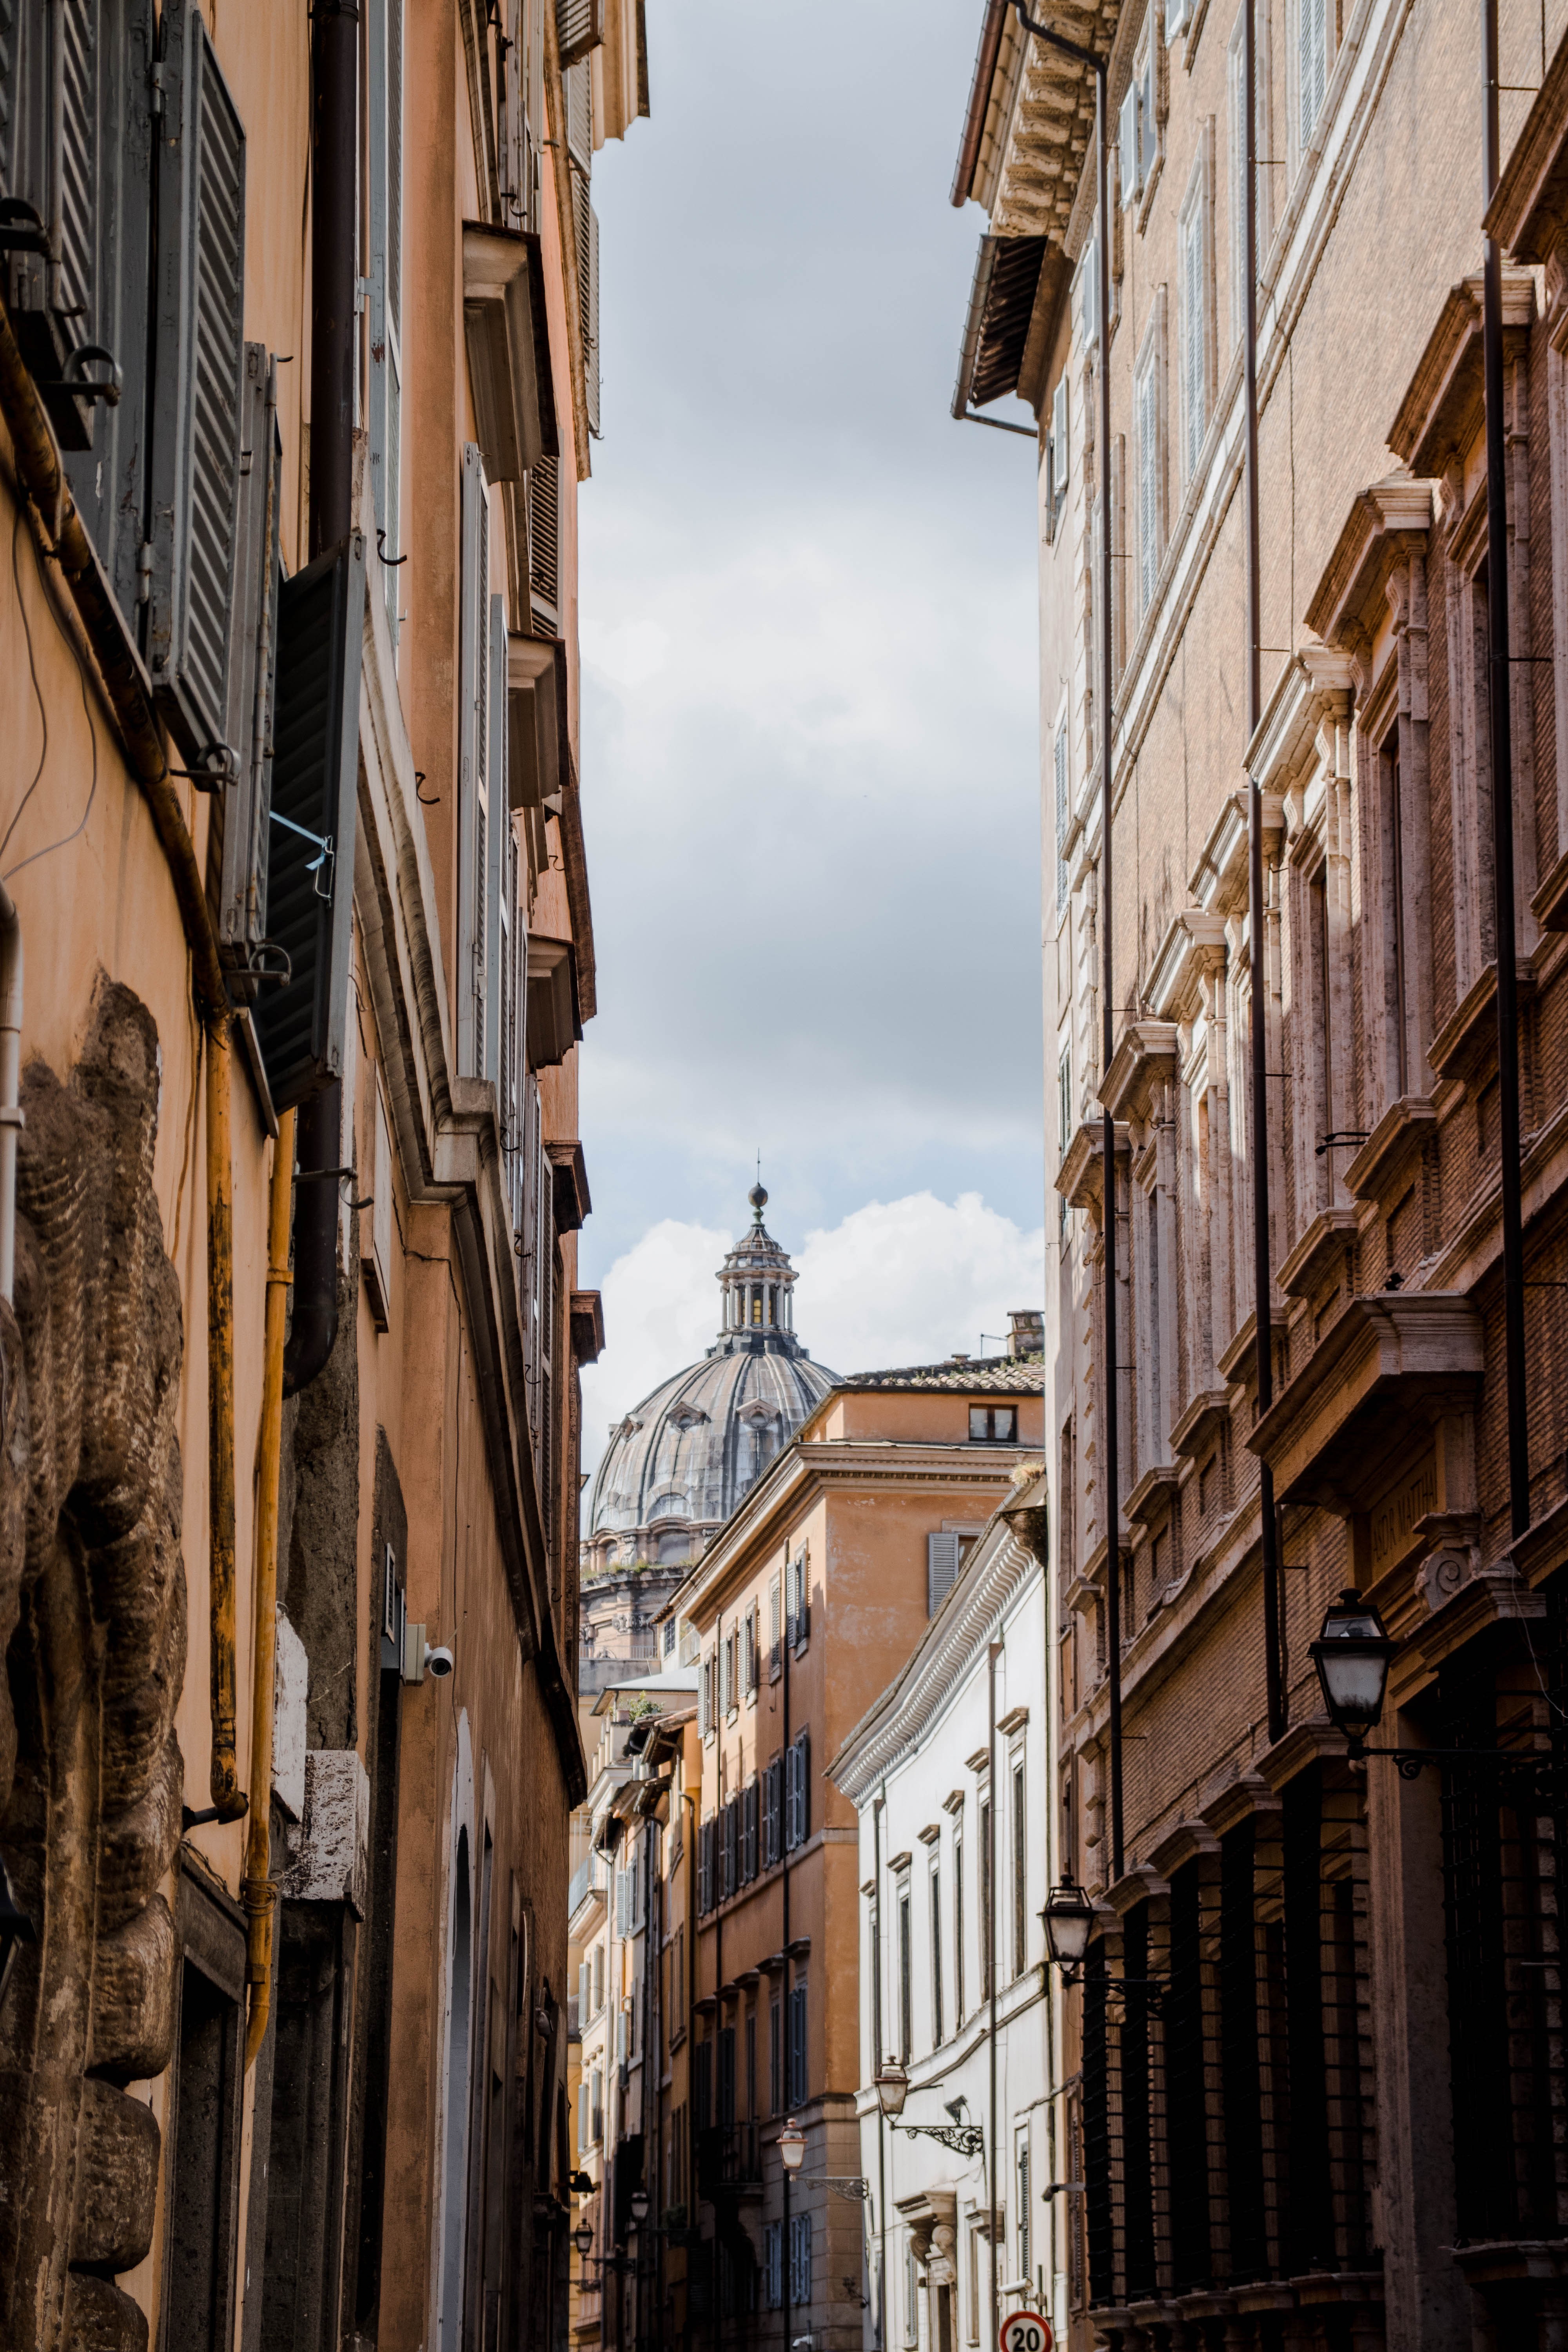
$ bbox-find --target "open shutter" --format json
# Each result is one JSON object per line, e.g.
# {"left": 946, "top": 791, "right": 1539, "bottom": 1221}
{"left": 1052, "top": 372, "right": 1069, "bottom": 506}
{"left": 486, "top": 593, "right": 508, "bottom": 1080}
{"left": 253, "top": 531, "right": 368, "bottom": 1110}
{"left": 795, "top": 1731, "right": 810, "bottom": 1844}
{"left": 457, "top": 445, "right": 490, "bottom": 1078}
{"left": 927, "top": 1531, "right": 962, "bottom": 1618}
{"left": 556, "top": 0, "right": 603, "bottom": 67}
{"left": 1141, "top": 58, "right": 1158, "bottom": 179}
{"left": 208, "top": 343, "right": 282, "bottom": 982}
{"left": 1299, "top": 0, "right": 1326, "bottom": 145}
{"left": 1119, "top": 82, "right": 1139, "bottom": 203}
{"left": 368, "top": 0, "right": 404, "bottom": 641}
{"left": 574, "top": 171, "right": 599, "bottom": 438}
{"left": 54, "top": 0, "right": 154, "bottom": 605}
{"left": 148, "top": 0, "right": 246, "bottom": 767}
{"left": 527, "top": 454, "right": 560, "bottom": 631}
{"left": 1078, "top": 230, "right": 1098, "bottom": 351}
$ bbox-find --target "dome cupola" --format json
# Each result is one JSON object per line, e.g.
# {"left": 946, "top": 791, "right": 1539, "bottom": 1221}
{"left": 713, "top": 1181, "right": 804, "bottom": 1356}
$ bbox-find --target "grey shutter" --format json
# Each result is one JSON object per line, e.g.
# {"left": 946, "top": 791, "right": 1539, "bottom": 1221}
{"left": 1052, "top": 372, "right": 1069, "bottom": 512}
{"left": 57, "top": 0, "right": 154, "bottom": 606}
{"left": 573, "top": 169, "right": 599, "bottom": 438}
{"left": 457, "top": 445, "right": 489, "bottom": 1078}
{"left": 795, "top": 1730, "right": 809, "bottom": 1843}
{"left": 147, "top": 0, "right": 246, "bottom": 769}
{"left": 368, "top": 0, "right": 403, "bottom": 641}
{"left": 927, "top": 1531, "right": 962, "bottom": 1617}
{"left": 253, "top": 531, "right": 368, "bottom": 1110}
{"left": 527, "top": 454, "right": 560, "bottom": 629}
{"left": 208, "top": 343, "right": 282, "bottom": 980}
{"left": 1141, "top": 58, "right": 1157, "bottom": 178}
{"left": 1054, "top": 730, "right": 1069, "bottom": 911}
{"left": 1080, "top": 232, "right": 1098, "bottom": 351}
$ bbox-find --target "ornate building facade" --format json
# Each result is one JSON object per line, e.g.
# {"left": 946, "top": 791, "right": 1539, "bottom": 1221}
{"left": 952, "top": 0, "right": 1568, "bottom": 2343}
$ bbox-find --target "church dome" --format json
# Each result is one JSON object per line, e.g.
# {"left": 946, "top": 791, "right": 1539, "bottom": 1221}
{"left": 584, "top": 1189, "right": 838, "bottom": 1571}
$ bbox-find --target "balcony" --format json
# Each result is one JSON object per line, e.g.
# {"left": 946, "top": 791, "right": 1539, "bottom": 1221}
{"left": 696, "top": 2123, "right": 764, "bottom": 2201}
{"left": 569, "top": 1849, "right": 607, "bottom": 1924}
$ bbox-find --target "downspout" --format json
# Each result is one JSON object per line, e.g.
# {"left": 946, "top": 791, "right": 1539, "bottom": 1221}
{"left": 0, "top": 882, "right": 20, "bottom": 1304}
{"left": 987, "top": 1641, "right": 1002, "bottom": 2352}
{"left": 1243, "top": 0, "right": 1287, "bottom": 1747}
{"left": 873, "top": 1793, "right": 887, "bottom": 2352}
{"left": 1009, "top": 0, "right": 1122, "bottom": 1880}
{"left": 782, "top": 1588, "right": 792, "bottom": 2352}
{"left": 1482, "top": 0, "right": 1530, "bottom": 1542}
{"left": 286, "top": 0, "right": 361, "bottom": 1398}
{"left": 0, "top": 293, "right": 248, "bottom": 1821}
{"left": 243, "top": 1108, "right": 296, "bottom": 2066}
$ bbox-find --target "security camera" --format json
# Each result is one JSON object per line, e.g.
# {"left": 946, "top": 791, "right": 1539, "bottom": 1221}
{"left": 426, "top": 1644, "right": 454, "bottom": 1678}
{"left": 401, "top": 1624, "right": 455, "bottom": 1684}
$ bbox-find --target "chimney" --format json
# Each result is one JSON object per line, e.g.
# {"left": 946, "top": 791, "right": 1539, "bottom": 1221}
{"left": 1007, "top": 1309, "right": 1044, "bottom": 1357}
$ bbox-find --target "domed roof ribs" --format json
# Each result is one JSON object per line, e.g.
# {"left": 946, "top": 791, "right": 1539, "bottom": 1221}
{"left": 584, "top": 1189, "right": 840, "bottom": 1570}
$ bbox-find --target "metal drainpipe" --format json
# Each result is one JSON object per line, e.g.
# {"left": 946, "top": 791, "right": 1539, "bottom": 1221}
{"left": 1243, "top": 0, "right": 1287, "bottom": 1748}
{"left": 287, "top": 0, "right": 360, "bottom": 1397}
{"left": 1482, "top": 0, "right": 1530, "bottom": 1542}
{"left": 0, "top": 881, "right": 20, "bottom": 1306}
{"left": 782, "top": 1591, "right": 793, "bottom": 2352}
{"left": 1009, "top": 0, "right": 1122, "bottom": 1880}
{"left": 873, "top": 1793, "right": 887, "bottom": 2352}
{"left": 987, "top": 1640, "right": 1002, "bottom": 2352}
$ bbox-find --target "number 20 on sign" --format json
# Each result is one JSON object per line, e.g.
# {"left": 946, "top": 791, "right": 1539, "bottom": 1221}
{"left": 999, "top": 2313, "right": 1052, "bottom": 2352}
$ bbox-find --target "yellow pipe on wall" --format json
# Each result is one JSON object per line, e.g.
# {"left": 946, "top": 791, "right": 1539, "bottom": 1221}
{"left": 205, "top": 1014, "right": 246, "bottom": 1822}
{"left": 243, "top": 1107, "right": 295, "bottom": 2068}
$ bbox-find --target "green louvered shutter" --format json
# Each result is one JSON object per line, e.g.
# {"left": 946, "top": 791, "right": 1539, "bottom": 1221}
{"left": 254, "top": 532, "right": 367, "bottom": 1110}
{"left": 147, "top": 0, "right": 246, "bottom": 770}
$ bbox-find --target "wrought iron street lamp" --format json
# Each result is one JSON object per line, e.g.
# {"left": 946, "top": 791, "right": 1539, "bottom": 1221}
{"left": 629, "top": 2188, "right": 649, "bottom": 2230}
{"left": 873, "top": 2059, "right": 908, "bottom": 2120}
{"left": 779, "top": 2117, "right": 806, "bottom": 2172}
{"left": 572, "top": 2222, "right": 595, "bottom": 2259}
{"left": 1040, "top": 1879, "right": 1095, "bottom": 1973}
{"left": 1310, "top": 1590, "right": 1397, "bottom": 1744}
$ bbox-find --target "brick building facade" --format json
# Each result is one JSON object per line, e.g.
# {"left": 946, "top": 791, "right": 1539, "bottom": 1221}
{"left": 952, "top": 0, "right": 1568, "bottom": 2343}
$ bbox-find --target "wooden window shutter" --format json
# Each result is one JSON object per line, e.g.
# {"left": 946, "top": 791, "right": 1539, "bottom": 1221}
{"left": 527, "top": 454, "right": 560, "bottom": 630}
{"left": 573, "top": 166, "right": 600, "bottom": 437}
{"left": 148, "top": 0, "right": 247, "bottom": 768}
{"left": 486, "top": 592, "right": 509, "bottom": 1080}
{"left": 1079, "top": 231, "right": 1098, "bottom": 351}
{"left": 253, "top": 531, "right": 368, "bottom": 1109}
{"left": 368, "top": 0, "right": 404, "bottom": 640}
{"left": 457, "top": 445, "right": 490, "bottom": 1078}
{"left": 56, "top": 0, "right": 155, "bottom": 613}
{"left": 207, "top": 342, "right": 283, "bottom": 984}
{"left": 556, "top": 0, "right": 603, "bottom": 69}
{"left": 928, "top": 1531, "right": 962, "bottom": 1619}
{"left": 1119, "top": 82, "right": 1138, "bottom": 203}
{"left": 1140, "top": 57, "right": 1158, "bottom": 180}
{"left": 1183, "top": 202, "right": 1204, "bottom": 477}
{"left": 1052, "top": 372, "right": 1069, "bottom": 506}
{"left": 565, "top": 55, "right": 592, "bottom": 168}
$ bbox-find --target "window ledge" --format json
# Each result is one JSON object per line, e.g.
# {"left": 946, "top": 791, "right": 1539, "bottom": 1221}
{"left": 1343, "top": 1094, "right": 1437, "bottom": 1202}
{"left": 1428, "top": 961, "right": 1535, "bottom": 1090}
{"left": 1278, "top": 1206, "right": 1358, "bottom": 1301}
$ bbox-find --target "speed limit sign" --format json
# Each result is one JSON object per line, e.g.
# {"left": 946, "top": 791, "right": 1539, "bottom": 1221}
{"left": 998, "top": 2314, "right": 1053, "bottom": 2352}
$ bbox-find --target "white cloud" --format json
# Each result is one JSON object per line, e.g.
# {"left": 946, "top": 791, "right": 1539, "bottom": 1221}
{"left": 579, "top": 1194, "right": 1045, "bottom": 1498}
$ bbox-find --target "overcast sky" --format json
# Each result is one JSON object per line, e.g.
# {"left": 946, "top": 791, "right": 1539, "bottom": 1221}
{"left": 575, "top": 0, "right": 1044, "bottom": 1468}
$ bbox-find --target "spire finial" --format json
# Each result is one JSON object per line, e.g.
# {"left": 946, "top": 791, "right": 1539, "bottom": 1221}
{"left": 749, "top": 1155, "right": 768, "bottom": 1223}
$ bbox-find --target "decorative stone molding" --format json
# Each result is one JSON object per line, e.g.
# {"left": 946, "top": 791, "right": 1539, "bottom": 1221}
{"left": 1145, "top": 908, "right": 1228, "bottom": 1022}
{"left": 1304, "top": 471, "right": 1433, "bottom": 684}
{"left": 1387, "top": 270, "right": 1536, "bottom": 477}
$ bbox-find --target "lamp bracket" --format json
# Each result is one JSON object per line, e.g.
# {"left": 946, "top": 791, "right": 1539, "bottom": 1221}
{"left": 892, "top": 2121, "right": 985, "bottom": 2157}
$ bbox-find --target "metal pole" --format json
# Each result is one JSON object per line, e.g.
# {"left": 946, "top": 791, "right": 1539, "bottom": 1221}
{"left": 782, "top": 1601, "right": 792, "bottom": 2352}
{"left": 1482, "top": 0, "right": 1530, "bottom": 1542}
{"left": 873, "top": 1795, "right": 887, "bottom": 2352}
{"left": 1243, "top": 0, "right": 1286, "bottom": 1744}
{"left": 988, "top": 1639, "right": 1002, "bottom": 2352}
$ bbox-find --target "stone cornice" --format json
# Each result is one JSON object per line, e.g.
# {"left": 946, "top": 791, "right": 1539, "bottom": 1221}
{"left": 1303, "top": 470, "right": 1433, "bottom": 656}
{"left": 1387, "top": 270, "right": 1535, "bottom": 476}
{"left": 1101, "top": 1022, "right": 1180, "bottom": 1123}
{"left": 1145, "top": 909, "right": 1228, "bottom": 1022}
{"left": 1243, "top": 648, "right": 1356, "bottom": 796}
{"left": 1485, "top": 28, "right": 1568, "bottom": 261}
{"left": 829, "top": 1527, "right": 1038, "bottom": 1806}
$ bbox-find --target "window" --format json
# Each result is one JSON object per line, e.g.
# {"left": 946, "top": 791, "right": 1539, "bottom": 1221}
{"left": 1077, "top": 226, "right": 1100, "bottom": 351}
{"left": 954, "top": 1837, "right": 965, "bottom": 2026}
{"left": 741, "top": 1778, "right": 759, "bottom": 1884}
{"left": 663, "top": 1618, "right": 675, "bottom": 1659}
{"left": 1016, "top": 2131, "right": 1032, "bottom": 2281}
{"left": 1178, "top": 151, "right": 1211, "bottom": 485}
{"left": 1054, "top": 726, "right": 1070, "bottom": 912}
{"left": 928, "top": 1531, "right": 963, "bottom": 1617}
{"left": 785, "top": 1731, "right": 811, "bottom": 1852}
{"left": 770, "top": 1996, "right": 782, "bottom": 2114}
{"left": 1298, "top": 0, "right": 1328, "bottom": 149}
{"left": 1166, "top": 0, "right": 1193, "bottom": 38}
{"left": 1134, "top": 314, "right": 1165, "bottom": 618}
{"left": 969, "top": 1406, "right": 1019, "bottom": 1442}
{"left": 744, "top": 1607, "right": 759, "bottom": 1694}
{"left": 930, "top": 1865, "right": 945, "bottom": 2047}
{"left": 763, "top": 1755, "right": 782, "bottom": 1867}
{"left": 746, "top": 2011, "right": 757, "bottom": 2118}
{"left": 720, "top": 1798, "right": 738, "bottom": 1900}
{"left": 907, "top": 2236, "right": 921, "bottom": 2346}
{"left": 1381, "top": 727, "right": 1410, "bottom": 1099}
{"left": 1012, "top": 1760, "right": 1028, "bottom": 1978}
{"left": 697, "top": 1818, "right": 714, "bottom": 1915}
{"left": 1120, "top": 78, "right": 1144, "bottom": 206}
{"left": 1047, "top": 374, "right": 1070, "bottom": 539}
{"left": 871, "top": 1891, "right": 884, "bottom": 2071}
{"left": 898, "top": 1889, "right": 913, "bottom": 2060}
{"left": 980, "top": 1800, "right": 993, "bottom": 1996}
{"left": 764, "top": 2221, "right": 783, "bottom": 2309}
{"left": 769, "top": 1574, "right": 782, "bottom": 1675}
{"left": 1119, "top": 39, "right": 1159, "bottom": 208}
{"left": 788, "top": 1982, "right": 809, "bottom": 2107}
{"left": 789, "top": 2212, "right": 813, "bottom": 2307}
{"left": 700, "top": 1650, "right": 713, "bottom": 1737}
{"left": 1310, "top": 862, "right": 1335, "bottom": 1163}
{"left": 786, "top": 1550, "right": 809, "bottom": 1648}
